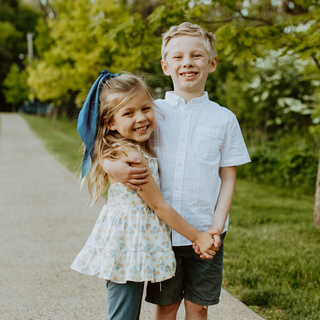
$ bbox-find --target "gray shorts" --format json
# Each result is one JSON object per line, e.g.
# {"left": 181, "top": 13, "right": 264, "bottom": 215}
{"left": 145, "top": 232, "right": 225, "bottom": 306}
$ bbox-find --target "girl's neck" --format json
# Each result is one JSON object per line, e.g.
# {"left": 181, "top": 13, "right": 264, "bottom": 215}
{"left": 132, "top": 140, "right": 154, "bottom": 157}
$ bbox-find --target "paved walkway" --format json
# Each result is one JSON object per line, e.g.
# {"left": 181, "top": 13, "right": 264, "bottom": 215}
{"left": 0, "top": 113, "right": 264, "bottom": 320}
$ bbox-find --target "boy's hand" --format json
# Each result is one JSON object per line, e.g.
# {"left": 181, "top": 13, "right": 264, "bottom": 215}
{"left": 193, "top": 230, "right": 219, "bottom": 259}
{"left": 193, "top": 228, "right": 221, "bottom": 259}
{"left": 100, "top": 157, "right": 149, "bottom": 190}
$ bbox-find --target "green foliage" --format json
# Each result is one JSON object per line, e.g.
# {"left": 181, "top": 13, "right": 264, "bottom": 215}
{"left": 237, "top": 141, "right": 318, "bottom": 195}
{"left": 24, "top": 0, "right": 320, "bottom": 199}
{"left": 0, "top": 0, "right": 40, "bottom": 111}
{"left": 28, "top": 0, "right": 132, "bottom": 105}
{"left": 2, "top": 63, "right": 29, "bottom": 106}
{"left": 0, "top": 20, "right": 22, "bottom": 82}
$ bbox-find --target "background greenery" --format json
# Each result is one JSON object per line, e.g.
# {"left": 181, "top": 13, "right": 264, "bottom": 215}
{"left": 2, "top": 0, "right": 320, "bottom": 318}
{"left": 1, "top": 0, "right": 319, "bottom": 195}
{"left": 23, "top": 114, "right": 320, "bottom": 320}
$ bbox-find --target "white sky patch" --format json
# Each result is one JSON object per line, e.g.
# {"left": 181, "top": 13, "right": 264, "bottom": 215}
{"left": 248, "top": 75, "right": 261, "bottom": 89}
{"left": 243, "top": 0, "right": 250, "bottom": 7}
{"left": 261, "top": 91, "right": 269, "bottom": 101}
{"left": 294, "top": 20, "right": 316, "bottom": 33}
{"left": 288, "top": 2, "right": 295, "bottom": 9}
{"left": 241, "top": 8, "right": 249, "bottom": 16}
{"left": 278, "top": 97, "right": 310, "bottom": 113}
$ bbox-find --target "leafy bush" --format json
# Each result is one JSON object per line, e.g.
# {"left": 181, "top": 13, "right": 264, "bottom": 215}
{"left": 238, "top": 145, "right": 317, "bottom": 195}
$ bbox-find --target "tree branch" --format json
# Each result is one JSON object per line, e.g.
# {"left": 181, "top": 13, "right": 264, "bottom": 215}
{"left": 224, "top": 4, "right": 274, "bottom": 26}
{"left": 312, "top": 54, "right": 320, "bottom": 70}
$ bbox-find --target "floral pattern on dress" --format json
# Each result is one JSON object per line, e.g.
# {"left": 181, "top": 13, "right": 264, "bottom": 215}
{"left": 71, "top": 145, "right": 176, "bottom": 283}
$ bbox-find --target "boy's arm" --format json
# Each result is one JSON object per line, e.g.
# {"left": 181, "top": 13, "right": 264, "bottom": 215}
{"left": 194, "top": 166, "right": 237, "bottom": 258}
{"left": 210, "top": 166, "right": 237, "bottom": 247}
{"left": 100, "top": 157, "right": 149, "bottom": 190}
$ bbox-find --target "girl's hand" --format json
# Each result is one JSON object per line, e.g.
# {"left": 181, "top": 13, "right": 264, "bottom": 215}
{"left": 193, "top": 229, "right": 221, "bottom": 259}
{"left": 100, "top": 157, "right": 149, "bottom": 190}
{"left": 194, "top": 231, "right": 219, "bottom": 259}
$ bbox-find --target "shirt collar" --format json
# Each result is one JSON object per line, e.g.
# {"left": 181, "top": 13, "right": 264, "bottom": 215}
{"left": 165, "top": 91, "right": 209, "bottom": 110}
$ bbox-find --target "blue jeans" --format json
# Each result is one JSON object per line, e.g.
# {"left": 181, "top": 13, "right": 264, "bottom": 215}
{"left": 106, "top": 281, "right": 144, "bottom": 320}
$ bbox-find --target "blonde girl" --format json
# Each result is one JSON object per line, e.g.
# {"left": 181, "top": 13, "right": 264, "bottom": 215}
{"left": 71, "top": 70, "right": 220, "bottom": 320}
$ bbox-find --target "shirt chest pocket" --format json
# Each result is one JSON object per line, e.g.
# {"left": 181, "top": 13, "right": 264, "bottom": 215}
{"left": 193, "top": 127, "right": 225, "bottom": 161}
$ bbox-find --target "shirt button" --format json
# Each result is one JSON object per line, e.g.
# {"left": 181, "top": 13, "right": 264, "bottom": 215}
{"left": 184, "top": 114, "right": 188, "bottom": 118}
{"left": 178, "top": 162, "right": 182, "bottom": 166}
{"left": 210, "top": 130, "right": 214, "bottom": 135}
{"left": 175, "top": 187, "right": 179, "bottom": 190}
{"left": 181, "top": 138, "right": 185, "bottom": 142}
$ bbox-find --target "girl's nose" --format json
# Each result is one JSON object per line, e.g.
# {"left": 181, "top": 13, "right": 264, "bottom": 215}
{"left": 136, "top": 112, "right": 147, "bottom": 122}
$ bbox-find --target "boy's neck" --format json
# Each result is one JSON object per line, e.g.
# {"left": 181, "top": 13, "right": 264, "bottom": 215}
{"left": 172, "top": 90, "right": 205, "bottom": 103}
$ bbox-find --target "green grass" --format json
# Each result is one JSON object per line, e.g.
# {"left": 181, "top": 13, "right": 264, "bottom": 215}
{"left": 23, "top": 114, "right": 320, "bottom": 320}
{"left": 22, "top": 114, "right": 83, "bottom": 175}
{"left": 225, "top": 180, "right": 320, "bottom": 319}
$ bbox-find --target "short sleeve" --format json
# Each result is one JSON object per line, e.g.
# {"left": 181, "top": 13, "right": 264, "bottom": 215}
{"left": 219, "top": 113, "right": 251, "bottom": 167}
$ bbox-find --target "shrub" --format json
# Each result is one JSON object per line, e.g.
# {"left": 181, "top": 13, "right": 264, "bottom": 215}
{"left": 237, "top": 145, "right": 317, "bottom": 195}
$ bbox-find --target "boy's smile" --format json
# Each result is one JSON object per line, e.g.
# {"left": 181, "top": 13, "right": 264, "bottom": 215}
{"left": 161, "top": 35, "right": 217, "bottom": 102}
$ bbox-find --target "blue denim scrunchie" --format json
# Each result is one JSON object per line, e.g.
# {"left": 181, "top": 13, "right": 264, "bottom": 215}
{"left": 77, "top": 70, "right": 120, "bottom": 178}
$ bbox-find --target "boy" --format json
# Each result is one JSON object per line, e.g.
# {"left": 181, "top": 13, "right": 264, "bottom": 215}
{"left": 102, "top": 22, "right": 250, "bottom": 320}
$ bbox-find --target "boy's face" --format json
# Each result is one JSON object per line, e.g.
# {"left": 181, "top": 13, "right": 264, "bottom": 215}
{"left": 161, "top": 35, "right": 217, "bottom": 101}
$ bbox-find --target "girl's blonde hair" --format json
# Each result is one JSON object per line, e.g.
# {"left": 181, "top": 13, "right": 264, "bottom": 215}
{"left": 87, "top": 73, "right": 153, "bottom": 202}
{"left": 161, "top": 22, "right": 217, "bottom": 63}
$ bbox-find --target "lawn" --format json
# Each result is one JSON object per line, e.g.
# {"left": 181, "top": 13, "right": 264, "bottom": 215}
{"left": 23, "top": 114, "right": 320, "bottom": 320}
{"left": 22, "top": 114, "right": 83, "bottom": 174}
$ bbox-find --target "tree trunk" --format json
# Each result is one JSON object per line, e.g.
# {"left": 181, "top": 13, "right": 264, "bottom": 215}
{"left": 52, "top": 106, "right": 57, "bottom": 128}
{"left": 314, "top": 149, "right": 320, "bottom": 230}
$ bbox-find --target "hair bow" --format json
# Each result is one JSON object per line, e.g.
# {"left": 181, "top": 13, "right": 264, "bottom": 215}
{"left": 77, "top": 70, "right": 120, "bottom": 179}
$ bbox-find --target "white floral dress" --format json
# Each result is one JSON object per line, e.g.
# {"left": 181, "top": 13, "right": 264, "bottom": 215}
{"left": 71, "top": 145, "right": 176, "bottom": 283}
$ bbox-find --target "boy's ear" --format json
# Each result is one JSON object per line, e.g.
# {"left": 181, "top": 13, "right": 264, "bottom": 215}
{"left": 161, "top": 60, "right": 171, "bottom": 76}
{"left": 209, "top": 57, "right": 218, "bottom": 73}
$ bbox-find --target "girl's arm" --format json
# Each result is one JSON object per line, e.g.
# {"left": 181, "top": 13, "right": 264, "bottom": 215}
{"left": 100, "top": 157, "right": 149, "bottom": 190}
{"left": 123, "top": 148, "right": 218, "bottom": 259}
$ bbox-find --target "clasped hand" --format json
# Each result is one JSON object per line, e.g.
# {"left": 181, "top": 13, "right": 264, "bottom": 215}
{"left": 193, "top": 228, "right": 222, "bottom": 259}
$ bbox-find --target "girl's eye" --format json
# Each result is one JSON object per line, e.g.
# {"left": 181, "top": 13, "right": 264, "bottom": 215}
{"left": 123, "top": 112, "right": 133, "bottom": 116}
{"left": 143, "top": 107, "right": 151, "bottom": 112}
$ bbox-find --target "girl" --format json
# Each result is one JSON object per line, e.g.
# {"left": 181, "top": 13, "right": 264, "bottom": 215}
{"left": 71, "top": 70, "right": 220, "bottom": 320}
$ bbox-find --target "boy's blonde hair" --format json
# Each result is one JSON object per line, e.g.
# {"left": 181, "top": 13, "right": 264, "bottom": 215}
{"left": 87, "top": 74, "right": 153, "bottom": 202}
{"left": 161, "top": 22, "right": 217, "bottom": 63}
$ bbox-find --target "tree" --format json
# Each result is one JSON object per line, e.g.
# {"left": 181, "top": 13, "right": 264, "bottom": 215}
{"left": 2, "top": 63, "right": 29, "bottom": 109}
{"left": 0, "top": 0, "right": 40, "bottom": 111}
{"left": 28, "top": 0, "right": 133, "bottom": 109}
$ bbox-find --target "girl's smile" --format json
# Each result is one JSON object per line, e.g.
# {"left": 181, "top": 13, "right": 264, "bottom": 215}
{"left": 109, "top": 90, "right": 155, "bottom": 145}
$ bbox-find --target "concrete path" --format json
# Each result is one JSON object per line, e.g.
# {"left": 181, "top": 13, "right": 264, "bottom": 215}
{"left": 0, "top": 113, "right": 264, "bottom": 320}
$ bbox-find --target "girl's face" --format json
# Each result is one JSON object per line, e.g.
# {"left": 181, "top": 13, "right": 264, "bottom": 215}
{"left": 109, "top": 90, "right": 155, "bottom": 145}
